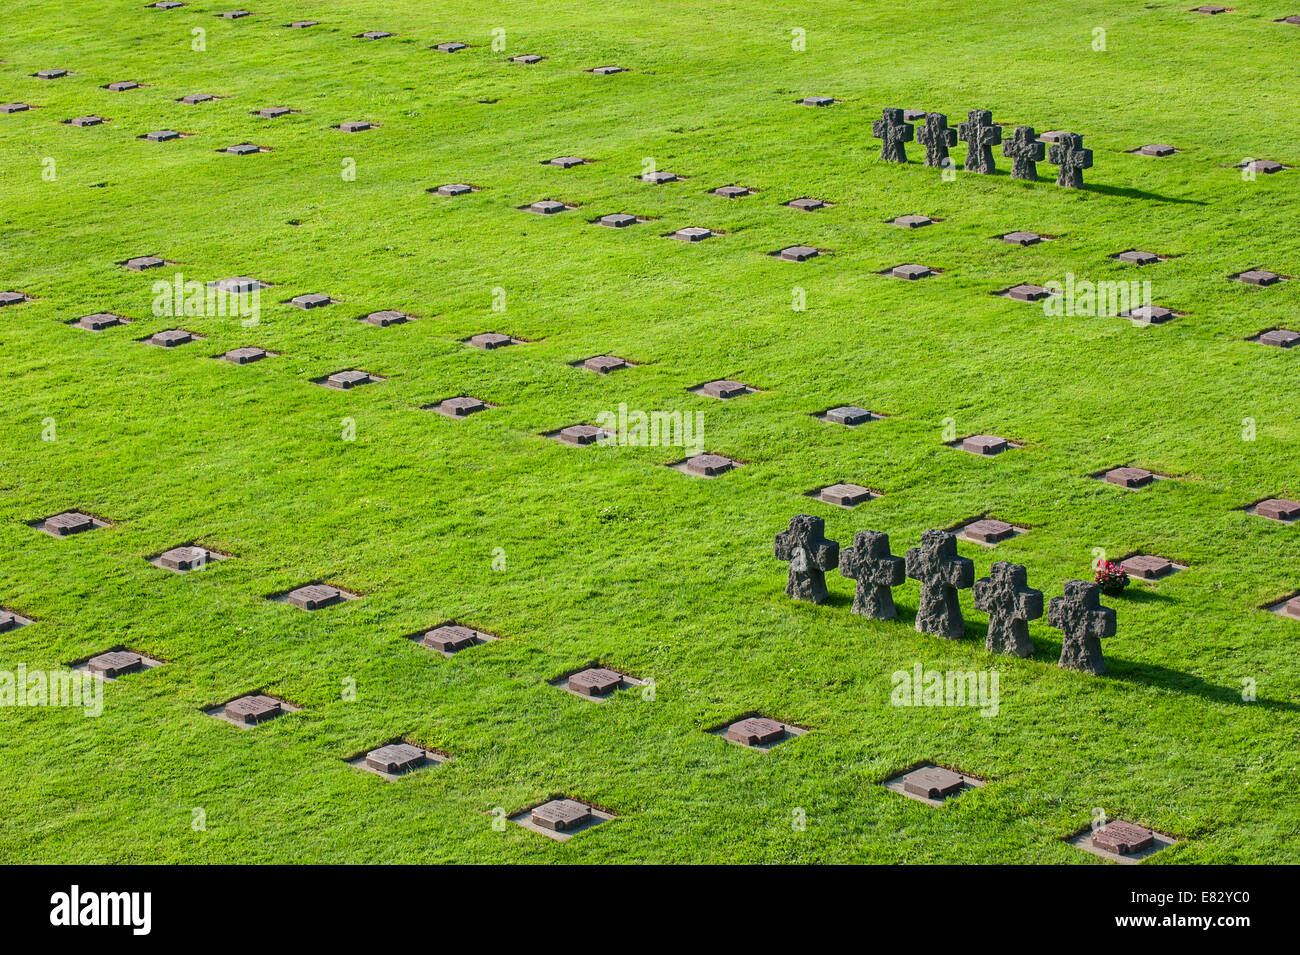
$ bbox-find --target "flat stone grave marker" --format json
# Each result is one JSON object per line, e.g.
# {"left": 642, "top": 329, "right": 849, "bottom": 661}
{"left": 415, "top": 622, "right": 498, "bottom": 655}
{"left": 957, "top": 434, "right": 1013, "bottom": 456}
{"left": 40, "top": 511, "right": 107, "bottom": 536}
{"left": 511, "top": 797, "right": 613, "bottom": 841}
{"left": 891, "top": 214, "right": 934, "bottom": 228}
{"left": 73, "top": 313, "right": 128, "bottom": 331}
{"left": 35, "top": 69, "right": 69, "bottom": 79}
{"left": 597, "top": 213, "right": 639, "bottom": 228}
{"left": 435, "top": 42, "right": 468, "bottom": 52}
{"left": 290, "top": 293, "right": 333, "bottom": 309}
{"left": 588, "top": 66, "right": 624, "bottom": 74}
{"left": 217, "top": 10, "right": 252, "bottom": 18}
{"left": 0, "top": 608, "right": 34, "bottom": 632}
{"left": 1121, "top": 554, "right": 1184, "bottom": 581}
{"left": 1, "top": 104, "right": 32, "bottom": 113}
{"left": 1133, "top": 144, "right": 1177, "bottom": 156}
{"left": 549, "top": 424, "right": 611, "bottom": 446}
{"left": 466, "top": 332, "right": 518, "bottom": 349}
{"left": 430, "top": 395, "right": 490, "bottom": 418}
{"left": 668, "top": 227, "right": 714, "bottom": 242}
{"left": 210, "top": 274, "right": 266, "bottom": 292}
{"left": 674, "top": 453, "right": 739, "bottom": 477}
{"left": 1252, "top": 328, "right": 1300, "bottom": 348}
{"left": 1112, "top": 249, "right": 1162, "bottom": 265}
{"left": 554, "top": 666, "right": 644, "bottom": 701}
{"left": 320, "top": 369, "right": 381, "bottom": 390}
{"left": 277, "top": 582, "right": 357, "bottom": 609}
{"left": 1233, "top": 269, "right": 1284, "bottom": 286}
{"left": 512, "top": 54, "right": 544, "bottom": 64}
{"left": 1068, "top": 820, "right": 1176, "bottom": 863}
{"left": 692, "top": 379, "right": 753, "bottom": 399}
{"left": 1250, "top": 498, "right": 1300, "bottom": 522}
{"left": 142, "top": 130, "right": 182, "bottom": 142}
{"left": 1239, "top": 159, "right": 1286, "bottom": 174}
{"left": 1192, "top": 5, "right": 1231, "bottom": 13}
{"left": 1271, "top": 594, "right": 1300, "bottom": 620}
{"left": 883, "top": 764, "right": 982, "bottom": 805}
{"left": 223, "top": 143, "right": 263, "bottom": 155}
{"left": 817, "top": 404, "right": 881, "bottom": 426}
{"left": 360, "top": 310, "right": 410, "bottom": 326}
{"left": 68, "top": 116, "right": 106, "bottom": 127}
{"left": 287, "top": 21, "right": 318, "bottom": 28}
{"left": 146, "top": 329, "right": 199, "bottom": 347}
{"left": 210, "top": 694, "right": 298, "bottom": 727}
{"left": 79, "top": 649, "right": 164, "bottom": 680}
{"left": 545, "top": 156, "right": 587, "bottom": 168}
{"left": 180, "top": 93, "right": 215, "bottom": 104}
{"left": 903, "top": 109, "right": 926, "bottom": 121}
{"left": 641, "top": 171, "right": 678, "bottom": 184}
{"left": 1038, "top": 130, "right": 1069, "bottom": 143}
{"left": 958, "top": 517, "right": 1022, "bottom": 545}
{"left": 0, "top": 291, "right": 30, "bottom": 306}
{"left": 123, "top": 255, "right": 166, "bottom": 270}
{"left": 150, "top": 544, "right": 224, "bottom": 572}
{"left": 350, "top": 742, "right": 446, "bottom": 779}
{"left": 337, "top": 121, "right": 372, "bottom": 133}
{"left": 812, "top": 483, "right": 877, "bottom": 508}
{"left": 1279, "top": 14, "right": 1300, "bottom": 23}
{"left": 222, "top": 346, "right": 270, "bottom": 364}
{"left": 1000, "top": 231, "right": 1045, "bottom": 245}
{"left": 799, "top": 96, "right": 835, "bottom": 106}
{"left": 999, "top": 283, "right": 1055, "bottom": 302}
{"left": 775, "top": 245, "right": 821, "bottom": 261}
{"left": 713, "top": 715, "right": 806, "bottom": 750}
{"left": 357, "top": 31, "right": 392, "bottom": 39}
{"left": 432, "top": 183, "right": 475, "bottom": 196}
{"left": 105, "top": 81, "right": 140, "bottom": 92}
{"left": 1101, "top": 466, "right": 1156, "bottom": 488}
{"left": 577, "top": 355, "right": 632, "bottom": 373}
{"left": 255, "top": 107, "right": 291, "bottom": 119}
{"left": 887, "top": 263, "right": 936, "bottom": 280}
{"left": 524, "top": 199, "right": 569, "bottom": 214}
{"left": 150, "top": 1, "right": 186, "bottom": 7}
{"left": 713, "top": 185, "right": 752, "bottom": 198}
{"left": 1121, "top": 304, "right": 1180, "bottom": 325}
{"left": 786, "top": 197, "right": 827, "bottom": 211}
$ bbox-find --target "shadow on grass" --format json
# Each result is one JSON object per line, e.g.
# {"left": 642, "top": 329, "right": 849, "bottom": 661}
{"left": 1081, "top": 183, "right": 1207, "bottom": 205}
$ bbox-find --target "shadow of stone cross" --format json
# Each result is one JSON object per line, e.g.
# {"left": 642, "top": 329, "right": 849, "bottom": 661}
{"left": 1048, "top": 132, "right": 1093, "bottom": 188}
{"left": 905, "top": 530, "right": 974, "bottom": 638}
{"left": 957, "top": 109, "right": 1002, "bottom": 174}
{"left": 1003, "top": 125, "right": 1045, "bottom": 182}
{"left": 974, "top": 561, "right": 1043, "bottom": 657}
{"left": 775, "top": 514, "right": 840, "bottom": 604}
{"left": 916, "top": 112, "right": 957, "bottom": 168}
{"left": 839, "top": 529, "right": 905, "bottom": 620}
{"left": 872, "top": 107, "right": 913, "bottom": 163}
{"left": 1048, "top": 579, "right": 1116, "bottom": 675}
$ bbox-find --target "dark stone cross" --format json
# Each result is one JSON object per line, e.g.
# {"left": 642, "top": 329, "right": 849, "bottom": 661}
{"left": 872, "top": 108, "right": 913, "bottom": 163}
{"left": 973, "top": 561, "right": 1043, "bottom": 657}
{"left": 915, "top": 112, "right": 958, "bottom": 168}
{"left": 905, "top": 530, "right": 974, "bottom": 638}
{"left": 1002, "top": 125, "right": 1045, "bottom": 181}
{"left": 1047, "top": 579, "right": 1116, "bottom": 675}
{"left": 1048, "top": 132, "right": 1093, "bottom": 189}
{"left": 957, "top": 109, "right": 1002, "bottom": 174}
{"left": 775, "top": 515, "right": 840, "bottom": 604}
{"left": 839, "top": 530, "right": 905, "bottom": 620}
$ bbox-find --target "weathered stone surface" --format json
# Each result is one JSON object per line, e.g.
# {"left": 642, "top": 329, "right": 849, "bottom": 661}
{"left": 1002, "top": 125, "right": 1045, "bottom": 181}
{"left": 958, "top": 109, "right": 1002, "bottom": 174}
{"left": 825, "top": 405, "right": 873, "bottom": 425}
{"left": 468, "top": 332, "right": 514, "bottom": 349}
{"left": 435, "top": 183, "right": 472, "bottom": 197}
{"left": 1001, "top": 231, "right": 1043, "bottom": 245}
{"left": 916, "top": 112, "right": 956, "bottom": 168}
{"left": 224, "top": 143, "right": 261, "bottom": 155}
{"left": 872, "top": 108, "right": 913, "bottom": 163}
{"left": 36, "top": 69, "right": 68, "bottom": 79}
{"left": 512, "top": 54, "right": 543, "bottom": 63}
{"left": 1236, "top": 269, "right": 1283, "bottom": 286}
{"left": 905, "top": 530, "right": 975, "bottom": 638}
{"left": 589, "top": 66, "right": 623, "bottom": 75}
{"left": 87, "top": 651, "right": 143, "bottom": 678}
{"left": 225, "top": 695, "right": 282, "bottom": 724}
{"left": 145, "top": 130, "right": 180, "bottom": 142}
{"left": 598, "top": 213, "right": 637, "bottom": 228}
{"left": 1105, "top": 466, "right": 1154, "bottom": 488}
{"left": 291, "top": 293, "right": 332, "bottom": 309}
{"left": 974, "top": 562, "right": 1042, "bottom": 657}
{"left": 683, "top": 453, "right": 734, "bottom": 476}
{"left": 1284, "top": 597, "right": 1300, "bottom": 618}
{"left": 547, "top": 156, "right": 585, "bottom": 167}
{"left": 151, "top": 1, "right": 186, "bottom": 7}
{"left": 358, "top": 31, "right": 392, "bottom": 39}
{"left": 1122, "top": 555, "right": 1175, "bottom": 580}
{"left": 0, "top": 103, "right": 31, "bottom": 113}
{"left": 963, "top": 434, "right": 1009, "bottom": 455}
{"left": 44, "top": 512, "right": 94, "bottom": 536}
{"left": 224, "top": 346, "right": 267, "bottom": 363}
{"left": 325, "top": 370, "right": 373, "bottom": 389}
{"left": 255, "top": 107, "right": 290, "bottom": 119}
{"left": 1116, "top": 250, "right": 1161, "bottom": 265}
{"left": 212, "top": 276, "right": 263, "bottom": 294}
{"left": 1258, "top": 329, "right": 1300, "bottom": 347}
{"left": 435, "top": 42, "right": 467, "bottom": 52}
{"left": 532, "top": 799, "right": 592, "bottom": 830}
{"left": 777, "top": 246, "right": 820, "bottom": 261}
{"left": 800, "top": 96, "right": 834, "bottom": 106}
{"left": 0, "top": 612, "right": 16, "bottom": 633}
{"left": 180, "top": 93, "right": 214, "bottom": 104}
{"left": 106, "top": 81, "right": 140, "bottom": 91}
{"left": 338, "top": 121, "right": 371, "bottom": 133}
{"left": 890, "top": 264, "right": 934, "bottom": 280}
{"left": 556, "top": 424, "right": 606, "bottom": 446}
{"left": 287, "top": 21, "right": 318, "bottom": 28}
{"left": 286, "top": 584, "right": 342, "bottom": 610}
{"left": 1256, "top": 498, "right": 1300, "bottom": 521}
{"left": 582, "top": 355, "right": 629, "bottom": 373}
{"left": 670, "top": 227, "right": 713, "bottom": 242}
{"left": 436, "top": 396, "right": 487, "bottom": 417}
{"left": 76, "top": 313, "right": 124, "bottom": 331}
{"left": 902, "top": 766, "right": 965, "bottom": 800}
{"left": 1243, "top": 159, "right": 1285, "bottom": 174}
{"left": 786, "top": 197, "right": 825, "bottom": 211}
{"left": 699, "top": 379, "right": 748, "bottom": 399}
{"left": 157, "top": 545, "right": 209, "bottom": 570}
{"left": 361, "top": 310, "right": 408, "bottom": 326}
{"left": 1125, "top": 305, "right": 1177, "bottom": 325}
{"left": 1192, "top": 5, "right": 1230, "bottom": 13}
{"left": 725, "top": 717, "right": 785, "bottom": 746}
{"left": 528, "top": 200, "right": 567, "bottom": 214}
{"left": 567, "top": 667, "right": 623, "bottom": 696}
{"left": 1138, "top": 144, "right": 1176, "bottom": 156}
{"left": 641, "top": 171, "right": 678, "bottom": 184}
{"left": 217, "top": 10, "right": 252, "bottom": 18}
{"left": 69, "top": 116, "right": 104, "bottom": 127}
{"left": 1003, "top": 283, "right": 1052, "bottom": 302}
{"left": 775, "top": 515, "right": 840, "bottom": 604}
{"left": 149, "top": 329, "right": 193, "bottom": 347}
{"left": 1048, "top": 132, "right": 1093, "bottom": 188}
{"left": 1091, "top": 821, "right": 1155, "bottom": 854}
{"left": 819, "top": 483, "right": 873, "bottom": 507}
{"left": 964, "top": 518, "right": 1016, "bottom": 544}
{"left": 713, "top": 185, "right": 751, "bottom": 198}
{"left": 366, "top": 743, "right": 426, "bottom": 774}
{"left": 422, "top": 624, "right": 477, "bottom": 652}
{"left": 1048, "top": 580, "right": 1116, "bottom": 675}
{"left": 891, "top": 215, "right": 933, "bottom": 229}
{"left": 0, "top": 291, "right": 29, "bottom": 306}
{"left": 839, "top": 529, "right": 904, "bottom": 620}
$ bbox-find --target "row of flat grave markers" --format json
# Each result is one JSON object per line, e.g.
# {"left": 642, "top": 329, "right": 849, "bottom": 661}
{"left": 873, "top": 108, "right": 1093, "bottom": 188}
{"left": 776, "top": 517, "right": 1117, "bottom": 675}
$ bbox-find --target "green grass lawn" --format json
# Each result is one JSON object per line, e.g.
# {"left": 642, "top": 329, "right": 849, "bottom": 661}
{"left": 1, "top": 0, "right": 1298, "bottom": 864}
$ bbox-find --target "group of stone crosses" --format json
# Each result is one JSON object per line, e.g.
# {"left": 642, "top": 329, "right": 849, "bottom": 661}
{"left": 775, "top": 516, "right": 1117, "bottom": 675}
{"left": 872, "top": 107, "right": 1093, "bottom": 188}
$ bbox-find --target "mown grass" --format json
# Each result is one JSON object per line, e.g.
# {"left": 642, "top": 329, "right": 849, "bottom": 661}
{"left": 0, "top": 0, "right": 1298, "bottom": 863}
